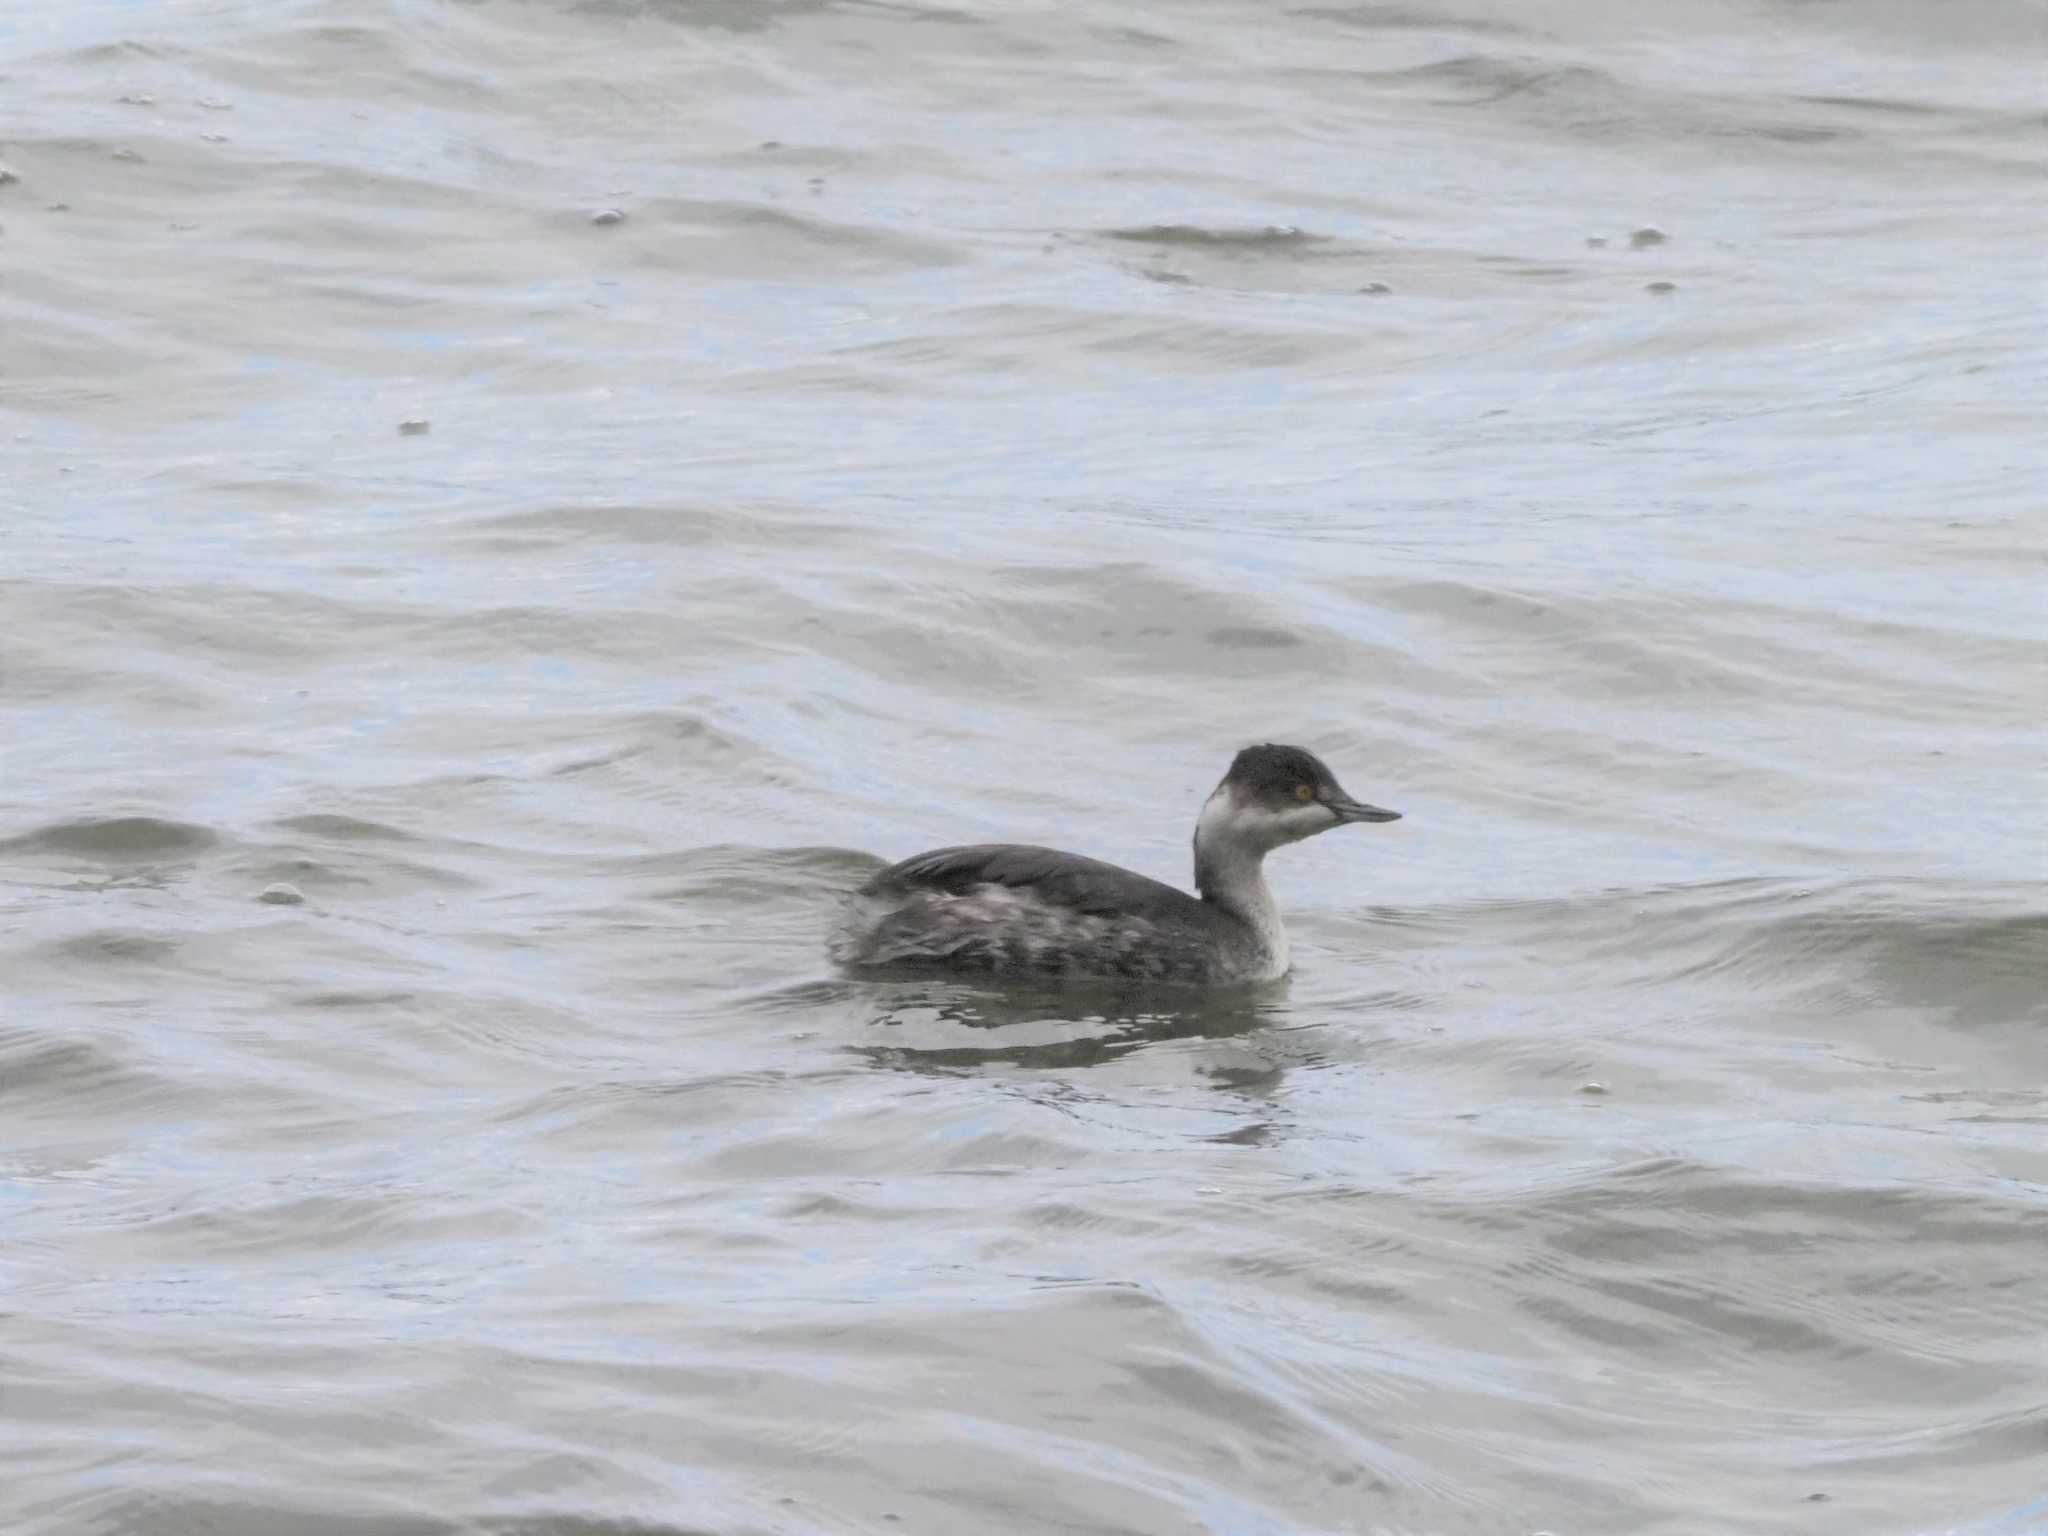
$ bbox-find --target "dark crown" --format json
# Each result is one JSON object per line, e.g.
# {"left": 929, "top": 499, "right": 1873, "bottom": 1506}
{"left": 1223, "top": 743, "right": 1338, "bottom": 801}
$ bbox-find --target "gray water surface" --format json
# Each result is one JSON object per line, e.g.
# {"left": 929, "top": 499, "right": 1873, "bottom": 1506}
{"left": 3, "top": 1, "right": 2045, "bottom": 1533}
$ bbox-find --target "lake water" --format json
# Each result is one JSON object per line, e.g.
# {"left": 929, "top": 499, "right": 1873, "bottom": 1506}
{"left": 2, "top": 1, "right": 2044, "bottom": 1533}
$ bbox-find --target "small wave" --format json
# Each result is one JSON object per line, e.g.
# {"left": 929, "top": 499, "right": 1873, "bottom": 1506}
{"left": 1105, "top": 222, "right": 1328, "bottom": 250}
{"left": 0, "top": 1024, "right": 177, "bottom": 1119}
{"left": 0, "top": 815, "right": 219, "bottom": 861}
{"left": 1293, "top": 4, "right": 1527, "bottom": 37}
{"left": 439, "top": 500, "right": 851, "bottom": 554}
{"left": 39, "top": 928, "right": 184, "bottom": 967}
{"left": 271, "top": 813, "right": 417, "bottom": 843}
{"left": 621, "top": 842, "right": 882, "bottom": 899}
{"left": 1582, "top": 880, "right": 2045, "bottom": 1021}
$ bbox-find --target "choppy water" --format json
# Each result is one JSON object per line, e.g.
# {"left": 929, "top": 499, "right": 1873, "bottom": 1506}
{"left": 4, "top": 1, "right": 2045, "bottom": 1533}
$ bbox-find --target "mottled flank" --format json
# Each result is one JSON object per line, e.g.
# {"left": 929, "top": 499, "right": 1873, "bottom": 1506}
{"left": 830, "top": 843, "right": 1274, "bottom": 982}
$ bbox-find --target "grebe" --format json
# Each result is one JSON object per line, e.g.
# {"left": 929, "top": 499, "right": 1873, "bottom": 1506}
{"left": 829, "top": 744, "right": 1399, "bottom": 983}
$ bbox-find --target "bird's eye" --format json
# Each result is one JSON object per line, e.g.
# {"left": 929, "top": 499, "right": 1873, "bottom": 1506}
{"left": 1295, "top": 783, "right": 1314, "bottom": 802}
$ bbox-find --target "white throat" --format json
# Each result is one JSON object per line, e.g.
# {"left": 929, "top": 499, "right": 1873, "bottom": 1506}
{"left": 1193, "top": 789, "right": 1287, "bottom": 969}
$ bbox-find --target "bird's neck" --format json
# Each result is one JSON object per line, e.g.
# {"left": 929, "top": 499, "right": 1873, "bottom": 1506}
{"left": 1193, "top": 812, "right": 1286, "bottom": 963}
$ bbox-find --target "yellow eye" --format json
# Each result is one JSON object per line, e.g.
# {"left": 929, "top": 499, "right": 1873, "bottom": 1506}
{"left": 1295, "top": 783, "right": 1314, "bottom": 802}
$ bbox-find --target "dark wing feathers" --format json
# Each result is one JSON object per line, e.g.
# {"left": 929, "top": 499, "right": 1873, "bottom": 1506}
{"left": 870, "top": 843, "right": 1208, "bottom": 923}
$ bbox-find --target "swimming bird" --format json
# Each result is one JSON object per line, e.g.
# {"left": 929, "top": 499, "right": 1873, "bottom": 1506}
{"left": 829, "top": 744, "right": 1399, "bottom": 983}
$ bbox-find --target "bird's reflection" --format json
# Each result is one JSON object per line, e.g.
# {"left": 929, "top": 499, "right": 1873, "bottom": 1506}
{"left": 842, "top": 976, "right": 1289, "bottom": 1079}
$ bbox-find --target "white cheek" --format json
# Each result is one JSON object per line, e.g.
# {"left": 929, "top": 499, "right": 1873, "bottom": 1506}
{"left": 1198, "top": 790, "right": 1336, "bottom": 851}
{"left": 1281, "top": 803, "right": 1336, "bottom": 840}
